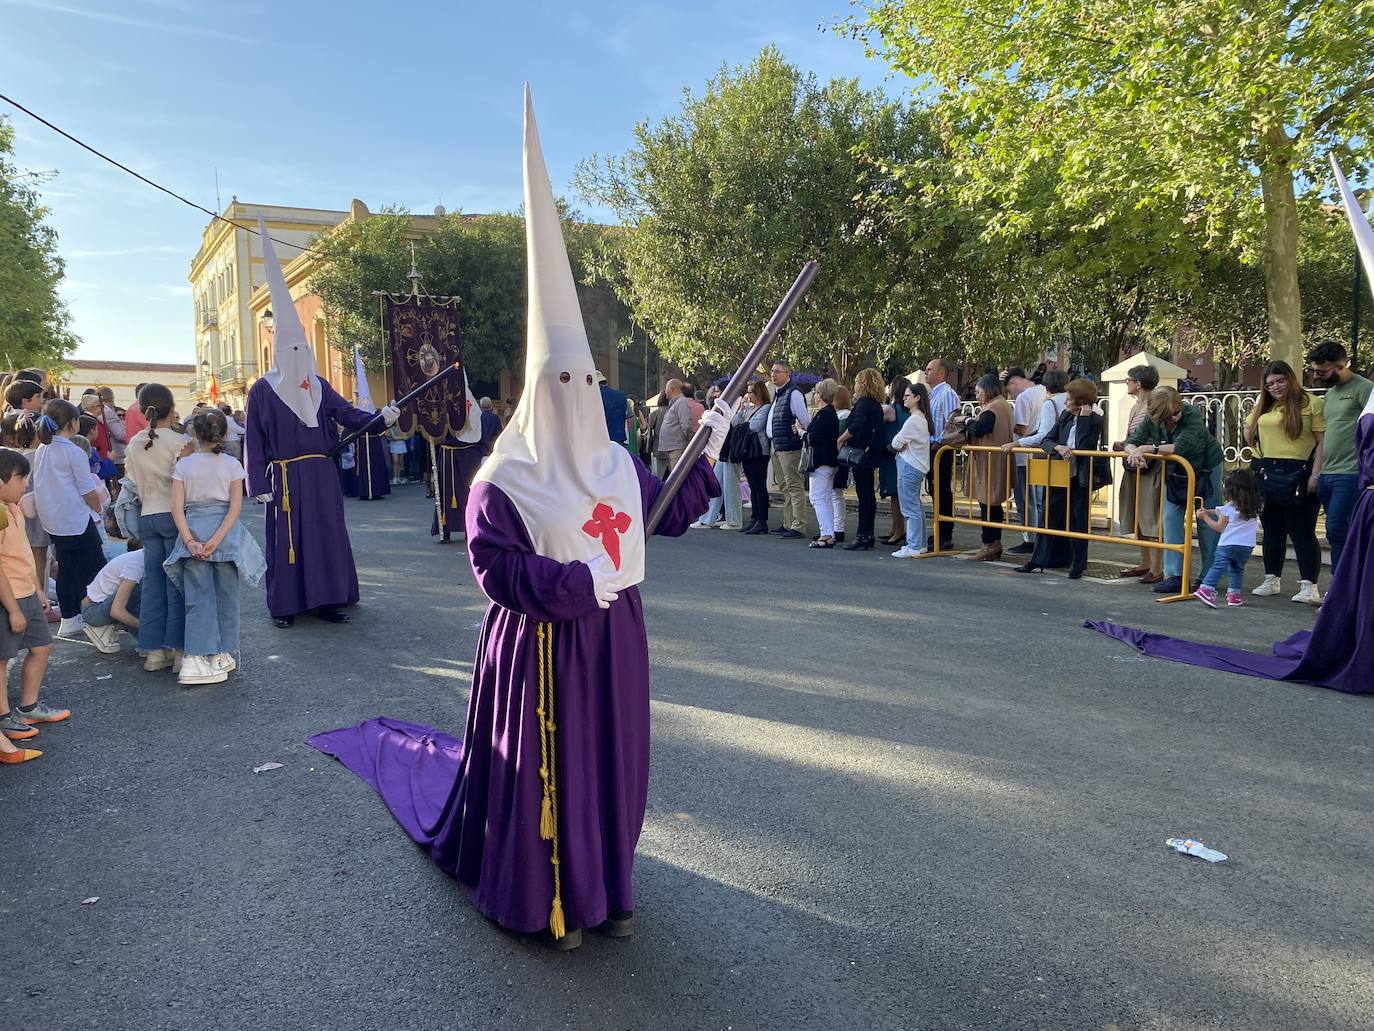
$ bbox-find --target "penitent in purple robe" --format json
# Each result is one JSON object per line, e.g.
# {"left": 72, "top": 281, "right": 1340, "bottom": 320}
{"left": 430, "top": 436, "right": 484, "bottom": 540}
{"left": 245, "top": 378, "right": 380, "bottom": 620}
{"left": 1090, "top": 408, "right": 1374, "bottom": 694}
{"left": 355, "top": 432, "right": 392, "bottom": 501}
{"left": 309, "top": 456, "right": 718, "bottom": 933}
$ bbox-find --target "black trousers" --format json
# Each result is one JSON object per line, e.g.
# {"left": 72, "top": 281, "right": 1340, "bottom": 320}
{"left": 1261, "top": 493, "right": 1321, "bottom": 581}
{"left": 742, "top": 456, "right": 770, "bottom": 525}
{"left": 927, "top": 446, "right": 955, "bottom": 542}
{"left": 979, "top": 504, "right": 1005, "bottom": 545}
{"left": 853, "top": 465, "right": 877, "bottom": 536}
{"left": 1032, "top": 482, "right": 1089, "bottom": 571}
{"left": 50, "top": 521, "right": 107, "bottom": 619}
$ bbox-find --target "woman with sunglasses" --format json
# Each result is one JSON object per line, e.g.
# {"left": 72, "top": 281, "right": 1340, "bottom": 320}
{"left": 1244, "top": 360, "right": 1326, "bottom": 605}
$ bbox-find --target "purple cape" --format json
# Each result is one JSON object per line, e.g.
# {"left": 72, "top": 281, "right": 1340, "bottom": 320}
{"left": 1090, "top": 411, "right": 1374, "bottom": 694}
{"left": 430, "top": 437, "right": 484, "bottom": 540}
{"left": 355, "top": 432, "right": 392, "bottom": 501}
{"left": 245, "top": 378, "right": 378, "bottom": 619}
{"left": 309, "top": 456, "right": 718, "bottom": 933}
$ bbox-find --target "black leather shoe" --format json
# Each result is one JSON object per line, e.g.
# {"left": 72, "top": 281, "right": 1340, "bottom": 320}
{"left": 316, "top": 605, "right": 351, "bottom": 624}
{"left": 842, "top": 535, "right": 874, "bottom": 552}
{"left": 779, "top": 529, "right": 804, "bottom": 539}
{"left": 1014, "top": 562, "right": 1043, "bottom": 574}
{"left": 1007, "top": 542, "right": 1035, "bottom": 555}
{"left": 273, "top": 616, "right": 295, "bottom": 628}
{"left": 595, "top": 911, "right": 636, "bottom": 938}
{"left": 1068, "top": 568, "right": 1085, "bottom": 580}
{"left": 770, "top": 525, "right": 789, "bottom": 535}
{"left": 743, "top": 522, "right": 768, "bottom": 535}
{"left": 833, "top": 532, "right": 845, "bottom": 543}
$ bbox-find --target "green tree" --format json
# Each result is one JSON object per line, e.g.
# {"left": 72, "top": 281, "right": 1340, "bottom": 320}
{"left": 0, "top": 117, "right": 77, "bottom": 369}
{"left": 310, "top": 204, "right": 604, "bottom": 385}
{"left": 576, "top": 47, "right": 940, "bottom": 383}
{"left": 850, "top": 0, "right": 1374, "bottom": 371}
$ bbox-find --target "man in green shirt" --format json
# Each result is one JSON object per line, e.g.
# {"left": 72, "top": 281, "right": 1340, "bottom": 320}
{"left": 1309, "top": 340, "right": 1374, "bottom": 572}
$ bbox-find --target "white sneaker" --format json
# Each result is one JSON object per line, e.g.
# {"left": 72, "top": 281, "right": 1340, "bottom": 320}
{"left": 213, "top": 652, "right": 237, "bottom": 674}
{"left": 1251, "top": 575, "right": 1282, "bottom": 597}
{"left": 178, "top": 654, "right": 228, "bottom": 686}
{"left": 718, "top": 522, "right": 743, "bottom": 530}
{"left": 143, "top": 648, "right": 175, "bottom": 672}
{"left": 57, "top": 615, "right": 86, "bottom": 637}
{"left": 890, "top": 546, "right": 925, "bottom": 558}
{"left": 83, "top": 622, "right": 121, "bottom": 654}
{"left": 1291, "top": 580, "right": 1322, "bottom": 606}
{"left": 172, "top": 650, "right": 184, "bottom": 675}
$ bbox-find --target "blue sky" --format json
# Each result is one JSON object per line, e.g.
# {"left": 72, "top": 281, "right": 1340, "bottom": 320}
{"left": 2, "top": 0, "right": 902, "bottom": 364}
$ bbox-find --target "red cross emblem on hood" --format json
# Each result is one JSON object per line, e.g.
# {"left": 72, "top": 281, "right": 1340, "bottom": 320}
{"left": 582, "top": 503, "right": 632, "bottom": 571}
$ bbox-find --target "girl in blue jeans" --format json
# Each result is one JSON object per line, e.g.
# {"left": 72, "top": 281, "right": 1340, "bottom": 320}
{"left": 167, "top": 410, "right": 265, "bottom": 687}
{"left": 1194, "top": 471, "right": 1262, "bottom": 608}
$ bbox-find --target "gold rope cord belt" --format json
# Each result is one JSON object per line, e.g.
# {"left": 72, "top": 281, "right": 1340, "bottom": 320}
{"left": 272, "top": 454, "right": 327, "bottom": 564}
{"left": 535, "top": 622, "right": 566, "bottom": 939}
{"left": 438, "top": 443, "right": 476, "bottom": 512}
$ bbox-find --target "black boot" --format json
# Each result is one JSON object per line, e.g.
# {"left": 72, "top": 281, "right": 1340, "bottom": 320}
{"left": 316, "top": 605, "right": 351, "bottom": 624}
{"left": 843, "top": 534, "right": 874, "bottom": 552}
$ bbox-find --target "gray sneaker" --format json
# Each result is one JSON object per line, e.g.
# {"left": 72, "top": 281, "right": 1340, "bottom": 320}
{"left": 18, "top": 701, "right": 71, "bottom": 725}
{"left": 0, "top": 712, "right": 38, "bottom": 740}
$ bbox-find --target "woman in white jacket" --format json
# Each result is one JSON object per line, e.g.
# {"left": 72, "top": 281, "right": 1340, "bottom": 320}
{"left": 889, "top": 382, "right": 933, "bottom": 558}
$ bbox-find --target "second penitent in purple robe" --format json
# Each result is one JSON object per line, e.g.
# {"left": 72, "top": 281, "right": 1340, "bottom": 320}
{"left": 244, "top": 221, "right": 395, "bottom": 620}
{"left": 309, "top": 86, "right": 726, "bottom": 946}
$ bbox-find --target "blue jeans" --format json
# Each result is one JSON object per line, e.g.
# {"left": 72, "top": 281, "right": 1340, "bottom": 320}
{"left": 1317, "top": 472, "right": 1360, "bottom": 572}
{"left": 700, "top": 461, "right": 744, "bottom": 526}
{"left": 1163, "top": 461, "right": 1223, "bottom": 581}
{"left": 1201, "top": 545, "right": 1251, "bottom": 592}
{"left": 897, "top": 462, "right": 926, "bottom": 550}
{"left": 83, "top": 582, "right": 141, "bottom": 627}
{"left": 182, "top": 559, "right": 241, "bottom": 656}
{"left": 137, "top": 512, "right": 185, "bottom": 652}
{"left": 1013, "top": 464, "right": 1041, "bottom": 539}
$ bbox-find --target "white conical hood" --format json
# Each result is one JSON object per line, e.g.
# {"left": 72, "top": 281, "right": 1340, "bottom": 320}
{"left": 1331, "top": 155, "right": 1374, "bottom": 305}
{"left": 353, "top": 346, "right": 375, "bottom": 414}
{"left": 474, "top": 86, "right": 644, "bottom": 591}
{"left": 455, "top": 366, "right": 482, "bottom": 443}
{"left": 259, "top": 218, "right": 322, "bottom": 427}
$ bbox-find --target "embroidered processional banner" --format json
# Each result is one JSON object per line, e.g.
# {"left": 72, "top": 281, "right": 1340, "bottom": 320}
{"left": 384, "top": 296, "right": 467, "bottom": 441}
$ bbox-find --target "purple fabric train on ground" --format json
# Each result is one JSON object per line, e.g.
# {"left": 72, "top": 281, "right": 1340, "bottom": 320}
{"left": 1089, "top": 384, "right": 1374, "bottom": 695}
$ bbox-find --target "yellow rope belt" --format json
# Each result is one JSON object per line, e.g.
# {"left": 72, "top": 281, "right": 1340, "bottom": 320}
{"left": 535, "top": 622, "right": 566, "bottom": 940}
{"left": 438, "top": 443, "right": 476, "bottom": 511}
{"left": 272, "top": 454, "right": 327, "bottom": 564}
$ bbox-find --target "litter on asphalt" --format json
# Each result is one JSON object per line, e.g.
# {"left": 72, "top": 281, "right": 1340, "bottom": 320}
{"left": 253, "top": 762, "right": 285, "bottom": 774}
{"left": 1167, "top": 838, "right": 1228, "bottom": 863}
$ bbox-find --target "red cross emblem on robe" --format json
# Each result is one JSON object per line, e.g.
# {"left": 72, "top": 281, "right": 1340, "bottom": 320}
{"left": 300, "top": 378, "right": 312, "bottom": 391}
{"left": 582, "top": 502, "right": 632, "bottom": 571}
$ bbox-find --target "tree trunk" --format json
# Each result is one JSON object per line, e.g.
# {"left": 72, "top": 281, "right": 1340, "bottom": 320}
{"left": 1259, "top": 126, "right": 1303, "bottom": 371}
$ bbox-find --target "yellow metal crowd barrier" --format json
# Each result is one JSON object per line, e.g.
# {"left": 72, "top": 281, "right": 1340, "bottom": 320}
{"left": 921, "top": 444, "right": 1198, "bottom": 604}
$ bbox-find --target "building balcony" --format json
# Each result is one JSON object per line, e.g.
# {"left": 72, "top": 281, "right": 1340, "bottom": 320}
{"left": 199, "top": 310, "right": 218, "bottom": 328}
{"left": 216, "top": 361, "right": 258, "bottom": 388}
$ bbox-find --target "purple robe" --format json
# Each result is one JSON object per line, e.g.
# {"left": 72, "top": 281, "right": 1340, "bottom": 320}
{"left": 309, "top": 456, "right": 718, "bottom": 933}
{"left": 1090, "top": 409, "right": 1374, "bottom": 694}
{"left": 355, "top": 432, "right": 392, "bottom": 501}
{"left": 245, "top": 378, "right": 378, "bottom": 619}
{"left": 430, "top": 437, "right": 484, "bottom": 540}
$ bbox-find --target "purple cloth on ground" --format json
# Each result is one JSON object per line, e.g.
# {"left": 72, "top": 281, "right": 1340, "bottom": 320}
{"left": 309, "top": 455, "right": 719, "bottom": 933}
{"left": 355, "top": 433, "right": 391, "bottom": 500}
{"left": 245, "top": 378, "right": 377, "bottom": 619}
{"left": 1088, "top": 412, "right": 1374, "bottom": 695}
{"left": 430, "top": 437, "right": 484, "bottom": 540}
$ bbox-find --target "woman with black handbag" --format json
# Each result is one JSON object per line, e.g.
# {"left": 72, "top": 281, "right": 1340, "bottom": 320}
{"left": 835, "top": 368, "right": 887, "bottom": 551}
{"left": 805, "top": 379, "right": 844, "bottom": 549}
{"left": 1244, "top": 360, "right": 1326, "bottom": 604}
{"left": 737, "top": 380, "right": 775, "bottom": 536}
{"left": 1014, "top": 378, "right": 1109, "bottom": 579}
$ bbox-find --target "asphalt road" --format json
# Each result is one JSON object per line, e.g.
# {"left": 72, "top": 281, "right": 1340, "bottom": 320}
{"left": 4, "top": 486, "right": 1372, "bottom": 1031}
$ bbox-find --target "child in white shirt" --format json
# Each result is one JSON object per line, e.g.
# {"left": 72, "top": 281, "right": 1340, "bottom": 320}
{"left": 1194, "top": 470, "right": 1262, "bottom": 608}
{"left": 166, "top": 409, "right": 265, "bottom": 687}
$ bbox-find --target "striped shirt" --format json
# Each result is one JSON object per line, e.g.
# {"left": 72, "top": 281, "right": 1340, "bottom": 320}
{"left": 928, "top": 381, "right": 959, "bottom": 441}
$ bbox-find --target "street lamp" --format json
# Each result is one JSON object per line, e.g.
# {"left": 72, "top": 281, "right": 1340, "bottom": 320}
{"left": 263, "top": 307, "right": 274, "bottom": 333}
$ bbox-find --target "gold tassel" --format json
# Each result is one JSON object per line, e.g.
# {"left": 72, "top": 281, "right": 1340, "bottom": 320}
{"left": 539, "top": 792, "right": 554, "bottom": 841}
{"left": 549, "top": 895, "right": 566, "bottom": 940}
